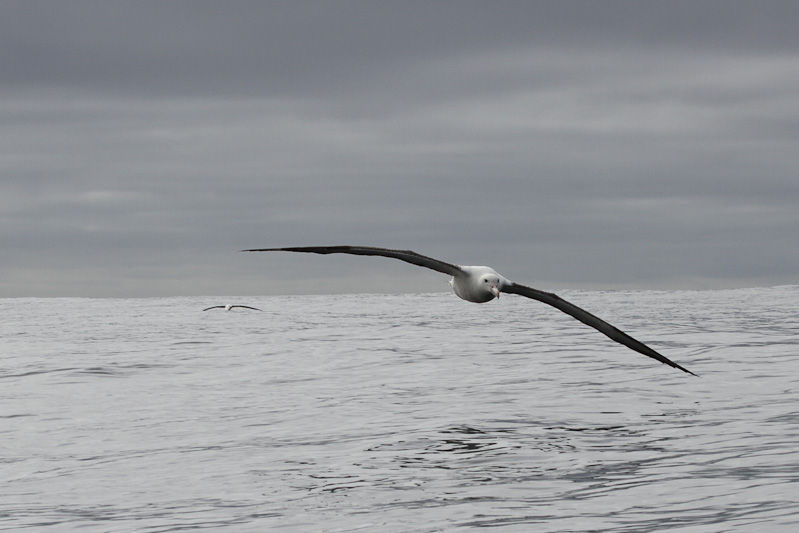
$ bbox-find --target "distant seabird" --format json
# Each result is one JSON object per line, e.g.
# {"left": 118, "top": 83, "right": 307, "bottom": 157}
{"left": 241, "top": 246, "right": 695, "bottom": 376}
{"left": 203, "top": 304, "right": 262, "bottom": 312}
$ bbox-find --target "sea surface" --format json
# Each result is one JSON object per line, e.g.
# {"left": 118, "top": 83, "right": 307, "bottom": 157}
{"left": 3, "top": 287, "right": 799, "bottom": 532}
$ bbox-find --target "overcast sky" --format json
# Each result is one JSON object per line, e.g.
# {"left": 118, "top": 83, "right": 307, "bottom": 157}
{"left": 2, "top": 1, "right": 798, "bottom": 297}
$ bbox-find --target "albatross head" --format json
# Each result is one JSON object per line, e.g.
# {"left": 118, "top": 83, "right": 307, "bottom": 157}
{"left": 450, "top": 266, "right": 507, "bottom": 303}
{"left": 480, "top": 272, "right": 502, "bottom": 299}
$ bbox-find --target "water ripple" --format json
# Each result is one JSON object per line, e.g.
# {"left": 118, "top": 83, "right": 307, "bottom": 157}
{"left": 1, "top": 289, "right": 798, "bottom": 531}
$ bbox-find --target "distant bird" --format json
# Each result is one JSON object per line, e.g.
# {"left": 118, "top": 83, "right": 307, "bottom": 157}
{"left": 242, "top": 245, "right": 695, "bottom": 375}
{"left": 203, "top": 304, "right": 262, "bottom": 312}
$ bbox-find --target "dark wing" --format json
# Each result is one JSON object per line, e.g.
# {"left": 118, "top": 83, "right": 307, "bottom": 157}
{"left": 232, "top": 305, "right": 262, "bottom": 311}
{"left": 241, "top": 245, "right": 464, "bottom": 277}
{"left": 202, "top": 306, "right": 224, "bottom": 311}
{"left": 503, "top": 282, "right": 696, "bottom": 376}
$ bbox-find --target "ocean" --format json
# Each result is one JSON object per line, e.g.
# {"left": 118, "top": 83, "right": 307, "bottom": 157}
{"left": 3, "top": 286, "right": 799, "bottom": 531}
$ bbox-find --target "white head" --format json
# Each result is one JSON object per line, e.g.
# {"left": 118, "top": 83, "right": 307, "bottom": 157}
{"left": 450, "top": 266, "right": 507, "bottom": 303}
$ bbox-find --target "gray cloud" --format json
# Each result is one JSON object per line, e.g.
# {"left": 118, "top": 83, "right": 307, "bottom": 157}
{"left": 2, "top": 1, "right": 798, "bottom": 296}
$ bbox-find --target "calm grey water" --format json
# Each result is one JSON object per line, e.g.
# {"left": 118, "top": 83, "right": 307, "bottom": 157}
{"left": 3, "top": 287, "right": 799, "bottom": 532}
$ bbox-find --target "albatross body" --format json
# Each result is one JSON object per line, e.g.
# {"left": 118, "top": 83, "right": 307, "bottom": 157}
{"left": 242, "top": 245, "right": 695, "bottom": 376}
{"left": 203, "top": 304, "right": 262, "bottom": 312}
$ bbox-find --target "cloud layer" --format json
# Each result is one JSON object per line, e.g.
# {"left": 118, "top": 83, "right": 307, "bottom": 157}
{"left": 3, "top": 1, "right": 798, "bottom": 296}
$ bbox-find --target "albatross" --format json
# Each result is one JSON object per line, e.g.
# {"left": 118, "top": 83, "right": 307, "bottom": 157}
{"left": 241, "top": 245, "right": 695, "bottom": 376}
{"left": 203, "top": 304, "right": 262, "bottom": 312}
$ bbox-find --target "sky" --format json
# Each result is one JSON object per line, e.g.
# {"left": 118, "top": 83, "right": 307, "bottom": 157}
{"left": 2, "top": 1, "right": 798, "bottom": 297}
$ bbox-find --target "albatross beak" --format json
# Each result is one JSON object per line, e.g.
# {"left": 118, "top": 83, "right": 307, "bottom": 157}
{"left": 490, "top": 283, "right": 500, "bottom": 299}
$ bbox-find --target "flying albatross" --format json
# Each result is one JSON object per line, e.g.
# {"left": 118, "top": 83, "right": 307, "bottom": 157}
{"left": 241, "top": 245, "right": 695, "bottom": 376}
{"left": 203, "top": 304, "right": 262, "bottom": 312}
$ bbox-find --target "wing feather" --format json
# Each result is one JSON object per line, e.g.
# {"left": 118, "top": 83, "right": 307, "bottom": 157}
{"left": 503, "top": 282, "right": 696, "bottom": 375}
{"left": 241, "top": 246, "right": 464, "bottom": 277}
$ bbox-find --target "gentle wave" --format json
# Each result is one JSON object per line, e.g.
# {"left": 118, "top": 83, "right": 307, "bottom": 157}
{"left": 2, "top": 288, "right": 798, "bottom": 531}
